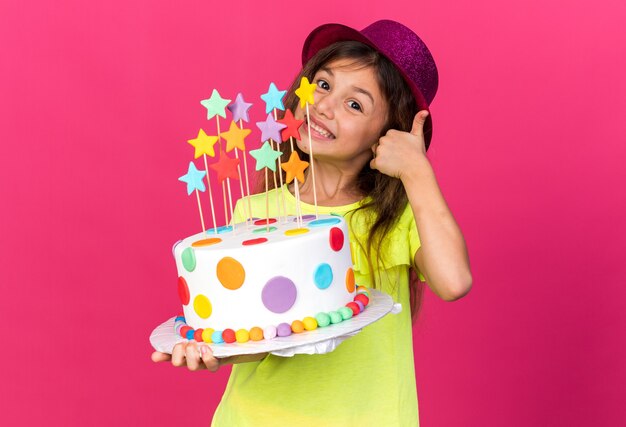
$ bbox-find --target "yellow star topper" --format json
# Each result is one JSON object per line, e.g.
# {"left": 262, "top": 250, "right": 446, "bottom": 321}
{"left": 281, "top": 151, "right": 309, "bottom": 184}
{"left": 221, "top": 121, "right": 252, "bottom": 152}
{"left": 187, "top": 129, "right": 219, "bottom": 158}
{"left": 295, "top": 77, "right": 316, "bottom": 108}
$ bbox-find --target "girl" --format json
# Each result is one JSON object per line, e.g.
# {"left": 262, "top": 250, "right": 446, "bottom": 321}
{"left": 153, "top": 20, "right": 472, "bottom": 426}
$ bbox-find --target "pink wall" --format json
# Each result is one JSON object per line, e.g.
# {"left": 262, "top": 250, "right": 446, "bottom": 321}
{"left": 1, "top": 0, "right": 625, "bottom": 425}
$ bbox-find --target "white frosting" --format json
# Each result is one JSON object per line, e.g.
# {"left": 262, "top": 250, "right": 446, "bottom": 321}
{"left": 173, "top": 215, "right": 355, "bottom": 331}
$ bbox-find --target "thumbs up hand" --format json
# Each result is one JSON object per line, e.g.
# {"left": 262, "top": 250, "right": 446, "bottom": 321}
{"left": 370, "top": 110, "right": 430, "bottom": 180}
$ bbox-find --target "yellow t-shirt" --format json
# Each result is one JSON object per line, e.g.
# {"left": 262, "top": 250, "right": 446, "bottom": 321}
{"left": 212, "top": 186, "right": 422, "bottom": 427}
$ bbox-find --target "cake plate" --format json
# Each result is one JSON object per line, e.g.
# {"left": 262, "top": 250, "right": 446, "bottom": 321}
{"left": 150, "top": 289, "right": 399, "bottom": 358}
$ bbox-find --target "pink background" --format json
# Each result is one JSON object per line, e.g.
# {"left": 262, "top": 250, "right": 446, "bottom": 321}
{"left": 1, "top": 0, "right": 625, "bottom": 425}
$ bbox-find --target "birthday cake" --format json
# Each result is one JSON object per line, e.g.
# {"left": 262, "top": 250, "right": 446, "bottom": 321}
{"left": 173, "top": 215, "right": 370, "bottom": 343}
{"left": 169, "top": 84, "right": 370, "bottom": 345}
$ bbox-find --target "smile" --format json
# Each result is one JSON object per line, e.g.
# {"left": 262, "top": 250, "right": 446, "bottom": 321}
{"left": 306, "top": 117, "right": 335, "bottom": 139}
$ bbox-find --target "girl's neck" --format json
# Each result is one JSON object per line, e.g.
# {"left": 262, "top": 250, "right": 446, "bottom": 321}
{"left": 290, "top": 158, "right": 364, "bottom": 206}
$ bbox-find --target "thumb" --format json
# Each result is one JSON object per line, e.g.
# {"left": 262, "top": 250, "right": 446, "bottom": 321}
{"left": 410, "top": 110, "right": 429, "bottom": 136}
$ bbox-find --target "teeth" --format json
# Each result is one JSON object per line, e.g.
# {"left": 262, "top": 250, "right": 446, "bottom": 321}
{"left": 308, "top": 120, "right": 333, "bottom": 138}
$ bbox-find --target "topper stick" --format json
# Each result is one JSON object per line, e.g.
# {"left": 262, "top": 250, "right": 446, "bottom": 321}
{"left": 238, "top": 119, "right": 253, "bottom": 225}
{"left": 305, "top": 103, "right": 319, "bottom": 218}
{"left": 273, "top": 109, "right": 288, "bottom": 221}
{"left": 226, "top": 178, "right": 235, "bottom": 231}
{"left": 267, "top": 140, "right": 279, "bottom": 219}
{"left": 265, "top": 167, "right": 270, "bottom": 232}
{"left": 216, "top": 116, "right": 229, "bottom": 225}
{"left": 270, "top": 139, "right": 282, "bottom": 221}
{"left": 195, "top": 189, "right": 206, "bottom": 233}
{"left": 288, "top": 136, "right": 303, "bottom": 227}
{"left": 202, "top": 154, "right": 218, "bottom": 231}
{"left": 233, "top": 148, "right": 249, "bottom": 229}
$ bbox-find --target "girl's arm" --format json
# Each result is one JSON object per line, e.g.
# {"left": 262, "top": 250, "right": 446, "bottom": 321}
{"left": 370, "top": 111, "right": 472, "bottom": 301}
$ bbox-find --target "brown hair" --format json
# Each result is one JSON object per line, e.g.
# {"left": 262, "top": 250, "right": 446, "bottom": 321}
{"left": 267, "top": 41, "right": 424, "bottom": 321}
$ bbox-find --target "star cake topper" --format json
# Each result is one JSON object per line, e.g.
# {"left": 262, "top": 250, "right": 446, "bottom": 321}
{"left": 178, "top": 162, "right": 206, "bottom": 195}
{"left": 249, "top": 141, "right": 282, "bottom": 172}
{"left": 221, "top": 121, "right": 252, "bottom": 152}
{"left": 278, "top": 109, "right": 304, "bottom": 141}
{"left": 227, "top": 93, "right": 253, "bottom": 123}
{"left": 256, "top": 113, "right": 287, "bottom": 144}
{"left": 200, "top": 89, "right": 231, "bottom": 120}
{"left": 187, "top": 129, "right": 219, "bottom": 158}
{"left": 281, "top": 151, "right": 309, "bottom": 184}
{"left": 295, "top": 77, "right": 316, "bottom": 108}
{"left": 260, "top": 82, "right": 287, "bottom": 113}
{"left": 209, "top": 149, "right": 240, "bottom": 184}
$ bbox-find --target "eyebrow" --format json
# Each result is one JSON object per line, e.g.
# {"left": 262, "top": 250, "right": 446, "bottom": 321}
{"left": 319, "top": 67, "right": 376, "bottom": 105}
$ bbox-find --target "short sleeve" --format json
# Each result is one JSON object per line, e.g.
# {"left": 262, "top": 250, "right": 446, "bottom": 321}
{"left": 347, "top": 202, "right": 425, "bottom": 282}
{"left": 407, "top": 210, "right": 426, "bottom": 282}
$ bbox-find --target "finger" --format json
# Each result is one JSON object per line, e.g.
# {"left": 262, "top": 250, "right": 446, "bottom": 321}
{"left": 184, "top": 341, "right": 205, "bottom": 371}
{"left": 369, "top": 157, "right": 378, "bottom": 171}
{"left": 171, "top": 342, "right": 188, "bottom": 367}
{"left": 371, "top": 143, "right": 378, "bottom": 157}
{"left": 410, "top": 110, "right": 429, "bottom": 136}
{"left": 151, "top": 351, "right": 172, "bottom": 363}
{"left": 200, "top": 345, "right": 220, "bottom": 372}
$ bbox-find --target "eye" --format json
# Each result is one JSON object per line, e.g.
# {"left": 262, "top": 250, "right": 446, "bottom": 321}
{"left": 316, "top": 79, "right": 330, "bottom": 90}
{"left": 348, "top": 100, "right": 362, "bottom": 111}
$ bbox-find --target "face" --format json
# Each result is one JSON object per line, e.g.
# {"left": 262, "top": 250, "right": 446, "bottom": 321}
{"left": 295, "top": 59, "right": 388, "bottom": 169}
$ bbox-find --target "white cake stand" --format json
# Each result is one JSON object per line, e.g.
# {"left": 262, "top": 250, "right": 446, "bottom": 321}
{"left": 150, "top": 289, "right": 399, "bottom": 358}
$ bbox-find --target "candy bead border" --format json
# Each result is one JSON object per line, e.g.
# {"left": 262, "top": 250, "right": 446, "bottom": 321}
{"left": 174, "top": 286, "right": 371, "bottom": 344}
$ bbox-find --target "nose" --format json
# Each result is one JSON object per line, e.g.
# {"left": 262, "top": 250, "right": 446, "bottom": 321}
{"left": 313, "top": 92, "right": 335, "bottom": 119}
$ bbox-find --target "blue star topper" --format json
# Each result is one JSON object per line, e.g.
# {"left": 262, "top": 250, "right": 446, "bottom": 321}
{"left": 178, "top": 161, "right": 207, "bottom": 195}
{"left": 260, "top": 82, "right": 286, "bottom": 114}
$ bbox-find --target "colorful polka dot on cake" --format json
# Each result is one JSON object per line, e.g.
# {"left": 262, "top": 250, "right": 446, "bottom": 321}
{"left": 181, "top": 247, "right": 196, "bottom": 272}
{"left": 191, "top": 237, "right": 222, "bottom": 247}
{"left": 314, "top": 263, "right": 333, "bottom": 289}
{"left": 177, "top": 277, "right": 190, "bottom": 305}
{"left": 242, "top": 237, "right": 268, "bottom": 246}
{"left": 217, "top": 256, "right": 245, "bottom": 290}
{"left": 285, "top": 228, "right": 309, "bottom": 236}
{"left": 253, "top": 226, "right": 277, "bottom": 234}
{"left": 193, "top": 294, "right": 212, "bottom": 319}
{"left": 253, "top": 218, "right": 277, "bottom": 226}
{"left": 329, "top": 227, "right": 344, "bottom": 251}
{"left": 262, "top": 276, "right": 297, "bottom": 313}
{"left": 193, "top": 329, "right": 204, "bottom": 342}
{"left": 345, "top": 268, "right": 355, "bottom": 293}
